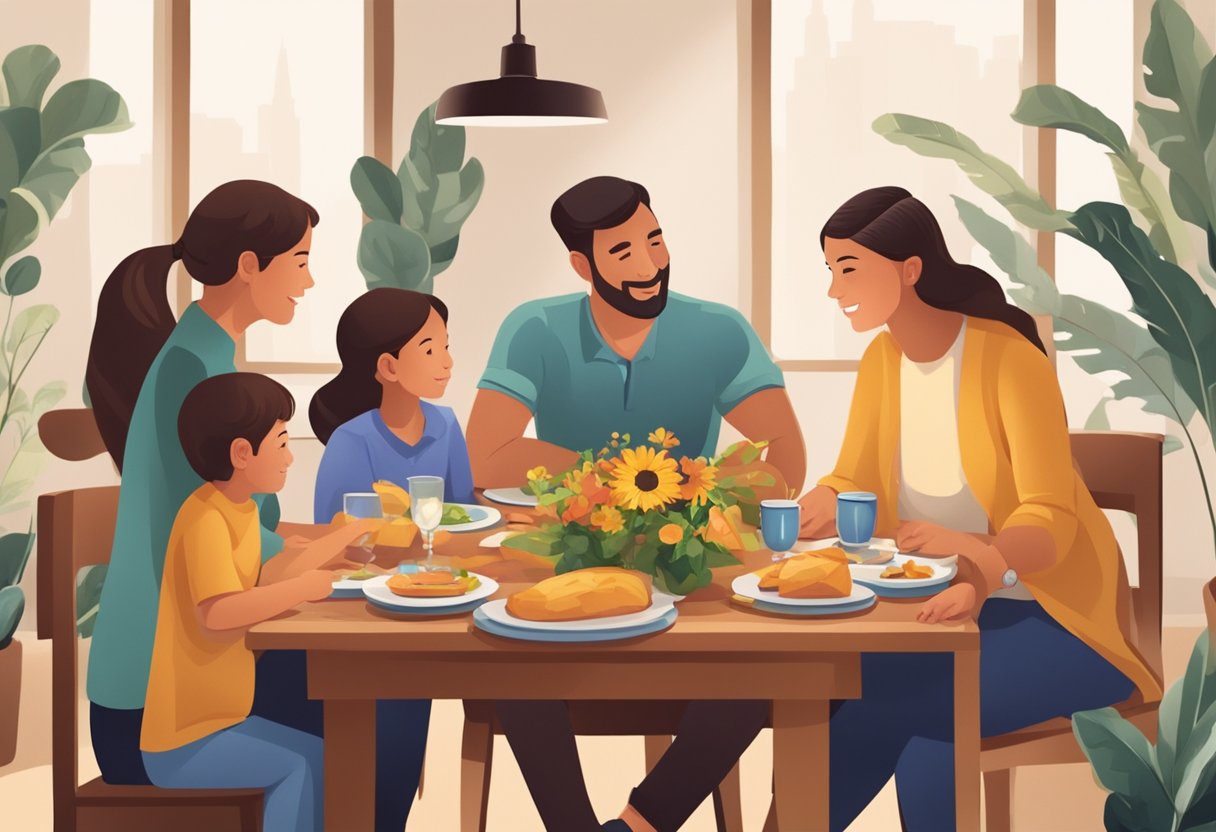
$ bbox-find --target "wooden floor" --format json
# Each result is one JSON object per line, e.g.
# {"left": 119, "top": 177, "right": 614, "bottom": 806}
{"left": 2, "top": 628, "right": 1202, "bottom": 831}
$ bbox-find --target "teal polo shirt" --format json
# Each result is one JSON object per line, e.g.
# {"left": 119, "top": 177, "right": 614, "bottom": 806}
{"left": 87, "top": 303, "right": 284, "bottom": 711}
{"left": 478, "top": 292, "right": 785, "bottom": 458}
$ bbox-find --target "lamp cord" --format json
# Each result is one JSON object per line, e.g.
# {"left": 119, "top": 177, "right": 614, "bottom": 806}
{"left": 515, "top": 0, "right": 522, "bottom": 37}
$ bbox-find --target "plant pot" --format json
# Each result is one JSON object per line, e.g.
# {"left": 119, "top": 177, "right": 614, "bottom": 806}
{"left": 0, "top": 638, "right": 22, "bottom": 767}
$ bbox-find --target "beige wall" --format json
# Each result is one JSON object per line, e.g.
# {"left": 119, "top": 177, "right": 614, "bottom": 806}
{"left": 5, "top": 0, "right": 1216, "bottom": 634}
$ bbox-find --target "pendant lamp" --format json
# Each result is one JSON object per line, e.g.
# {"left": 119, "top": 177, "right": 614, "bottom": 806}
{"left": 435, "top": 0, "right": 608, "bottom": 127}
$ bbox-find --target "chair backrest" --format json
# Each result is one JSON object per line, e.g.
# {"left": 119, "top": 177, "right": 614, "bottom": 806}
{"left": 1069, "top": 431, "right": 1164, "bottom": 685}
{"left": 36, "top": 485, "right": 121, "bottom": 813}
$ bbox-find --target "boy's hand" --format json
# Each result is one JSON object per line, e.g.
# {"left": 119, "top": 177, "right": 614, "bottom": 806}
{"left": 295, "top": 569, "right": 336, "bottom": 602}
{"left": 916, "top": 583, "right": 976, "bottom": 624}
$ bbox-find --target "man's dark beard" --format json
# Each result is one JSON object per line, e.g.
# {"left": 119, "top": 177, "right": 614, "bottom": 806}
{"left": 590, "top": 259, "right": 671, "bottom": 319}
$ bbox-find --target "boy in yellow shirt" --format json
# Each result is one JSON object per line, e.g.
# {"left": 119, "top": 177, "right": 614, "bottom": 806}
{"left": 140, "top": 373, "right": 380, "bottom": 832}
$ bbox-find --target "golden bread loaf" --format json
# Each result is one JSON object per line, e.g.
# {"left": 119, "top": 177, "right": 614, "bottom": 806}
{"left": 507, "top": 567, "right": 650, "bottom": 621}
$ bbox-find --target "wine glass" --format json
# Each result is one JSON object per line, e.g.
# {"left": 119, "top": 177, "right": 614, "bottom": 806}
{"left": 760, "top": 499, "right": 801, "bottom": 563}
{"left": 408, "top": 476, "right": 445, "bottom": 572}
{"left": 343, "top": 492, "right": 384, "bottom": 574}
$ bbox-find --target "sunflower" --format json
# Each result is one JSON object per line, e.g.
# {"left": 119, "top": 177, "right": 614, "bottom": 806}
{"left": 591, "top": 506, "right": 625, "bottom": 534}
{"left": 610, "top": 446, "right": 682, "bottom": 511}
{"left": 679, "top": 457, "right": 719, "bottom": 506}
{"left": 648, "top": 428, "right": 680, "bottom": 449}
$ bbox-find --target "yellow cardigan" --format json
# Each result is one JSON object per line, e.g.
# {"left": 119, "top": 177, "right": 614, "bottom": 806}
{"left": 819, "top": 316, "right": 1162, "bottom": 702}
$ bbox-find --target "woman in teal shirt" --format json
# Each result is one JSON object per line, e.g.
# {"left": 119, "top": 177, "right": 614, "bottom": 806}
{"left": 85, "top": 180, "right": 429, "bottom": 831}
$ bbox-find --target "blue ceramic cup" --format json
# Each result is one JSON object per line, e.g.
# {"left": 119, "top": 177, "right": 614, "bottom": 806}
{"left": 836, "top": 491, "right": 877, "bottom": 547}
{"left": 761, "top": 499, "right": 801, "bottom": 562}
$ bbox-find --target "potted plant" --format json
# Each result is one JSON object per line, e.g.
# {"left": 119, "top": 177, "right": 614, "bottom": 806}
{"left": 872, "top": 0, "right": 1216, "bottom": 825}
{"left": 349, "top": 101, "right": 485, "bottom": 293}
{"left": 0, "top": 44, "right": 129, "bottom": 766}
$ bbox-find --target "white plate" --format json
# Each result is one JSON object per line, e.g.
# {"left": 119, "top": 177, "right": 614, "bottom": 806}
{"left": 732, "top": 571, "right": 877, "bottom": 608}
{"left": 479, "top": 531, "right": 511, "bottom": 549}
{"left": 482, "top": 487, "right": 539, "bottom": 507}
{"left": 440, "top": 504, "right": 503, "bottom": 533}
{"left": 331, "top": 574, "right": 382, "bottom": 598}
{"left": 477, "top": 591, "right": 680, "bottom": 632}
{"left": 851, "top": 553, "right": 956, "bottom": 591}
{"left": 360, "top": 572, "right": 499, "bottom": 610}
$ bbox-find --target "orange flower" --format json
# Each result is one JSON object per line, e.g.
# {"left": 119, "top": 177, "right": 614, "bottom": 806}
{"left": 561, "top": 495, "right": 593, "bottom": 524}
{"left": 535, "top": 501, "right": 559, "bottom": 520}
{"left": 704, "top": 505, "right": 745, "bottom": 550}
{"left": 648, "top": 428, "right": 680, "bottom": 449}
{"left": 579, "top": 470, "right": 612, "bottom": 506}
{"left": 679, "top": 457, "right": 719, "bottom": 506}
{"left": 659, "top": 523, "right": 684, "bottom": 545}
{"left": 591, "top": 506, "right": 625, "bottom": 534}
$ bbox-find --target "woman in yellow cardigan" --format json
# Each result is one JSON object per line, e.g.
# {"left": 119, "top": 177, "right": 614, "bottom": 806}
{"left": 798, "top": 186, "right": 1160, "bottom": 831}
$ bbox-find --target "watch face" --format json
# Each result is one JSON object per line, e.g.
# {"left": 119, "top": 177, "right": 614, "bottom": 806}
{"left": 1001, "top": 569, "right": 1018, "bottom": 588}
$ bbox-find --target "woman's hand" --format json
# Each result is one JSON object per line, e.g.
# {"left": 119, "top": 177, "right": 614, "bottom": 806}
{"left": 294, "top": 569, "right": 337, "bottom": 603}
{"left": 916, "top": 583, "right": 976, "bottom": 624}
{"left": 896, "top": 521, "right": 973, "bottom": 558}
{"left": 798, "top": 485, "right": 837, "bottom": 539}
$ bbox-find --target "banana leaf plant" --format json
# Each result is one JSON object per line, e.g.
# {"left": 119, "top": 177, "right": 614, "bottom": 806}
{"left": 350, "top": 101, "right": 485, "bottom": 294}
{"left": 0, "top": 44, "right": 130, "bottom": 646}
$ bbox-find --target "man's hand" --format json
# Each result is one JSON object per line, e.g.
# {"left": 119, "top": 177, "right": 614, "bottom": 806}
{"left": 917, "top": 583, "right": 976, "bottom": 624}
{"left": 798, "top": 485, "right": 837, "bottom": 539}
{"left": 896, "top": 521, "right": 972, "bottom": 558}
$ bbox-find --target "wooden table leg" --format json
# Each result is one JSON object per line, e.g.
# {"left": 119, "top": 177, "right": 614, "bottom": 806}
{"left": 324, "top": 699, "right": 376, "bottom": 831}
{"left": 954, "top": 648, "right": 981, "bottom": 832}
{"left": 773, "top": 699, "right": 829, "bottom": 832}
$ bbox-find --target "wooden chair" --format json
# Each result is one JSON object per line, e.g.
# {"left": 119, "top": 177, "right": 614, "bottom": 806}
{"left": 980, "top": 431, "right": 1164, "bottom": 831}
{"left": 461, "top": 700, "right": 744, "bottom": 832}
{"left": 36, "top": 409, "right": 263, "bottom": 831}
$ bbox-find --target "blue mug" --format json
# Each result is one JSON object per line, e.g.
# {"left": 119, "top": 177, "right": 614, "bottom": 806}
{"left": 836, "top": 492, "right": 877, "bottom": 547}
{"left": 760, "top": 499, "right": 801, "bottom": 562}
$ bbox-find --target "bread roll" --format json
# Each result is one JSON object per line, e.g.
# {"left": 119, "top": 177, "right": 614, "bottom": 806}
{"left": 507, "top": 567, "right": 650, "bottom": 621}
{"left": 777, "top": 554, "right": 852, "bottom": 598}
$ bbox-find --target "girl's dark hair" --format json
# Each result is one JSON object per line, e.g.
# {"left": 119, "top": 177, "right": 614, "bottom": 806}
{"left": 820, "top": 186, "right": 1046, "bottom": 355}
{"left": 178, "top": 373, "right": 296, "bottom": 483}
{"left": 309, "top": 288, "right": 449, "bottom": 445}
{"left": 86, "top": 180, "right": 319, "bottom": 471}
{"left": 551, "top": 176, "right": 651, "bottom": 257}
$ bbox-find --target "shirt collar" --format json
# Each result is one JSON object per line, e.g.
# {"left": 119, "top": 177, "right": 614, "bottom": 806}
{"left": 579, "top": 294, "right": 661, "bottom": 364}
{"left": 177, "top": 302, "right": 237, "bottom": 364}
{"left": 371, "top": 404, "right": 447, "bottom": 454}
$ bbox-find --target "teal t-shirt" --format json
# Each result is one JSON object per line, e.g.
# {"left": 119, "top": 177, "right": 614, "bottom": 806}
{"left": 477, "top": 292, "right": 784, "bottom": 457}
{"left": 87, "top": 304, "right": 284, "bottom": 711}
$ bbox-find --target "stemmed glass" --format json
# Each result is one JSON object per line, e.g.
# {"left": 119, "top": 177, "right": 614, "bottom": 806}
{"left": 760, "top": 499, "right": 801, "bottom": 563}
{"left": 408, "top": 476, "right": 445, "bottom": 572}
{"left": 343, "top": 492, "right": 383, "bottom": 574}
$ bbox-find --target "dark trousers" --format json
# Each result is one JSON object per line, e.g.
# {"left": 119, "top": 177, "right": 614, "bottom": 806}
{"left": 91, "top": 650, "right": 431, "bottom": 832}
{"left": 497, "top": 699, "right": 768, "bottom": 832}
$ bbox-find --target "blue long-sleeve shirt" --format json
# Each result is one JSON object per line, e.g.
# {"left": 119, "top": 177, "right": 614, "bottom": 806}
{"left": 313, "top": 404, "right": 476, "bottom": 523}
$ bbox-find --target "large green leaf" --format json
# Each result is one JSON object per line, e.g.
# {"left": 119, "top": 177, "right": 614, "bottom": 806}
{"left": 0, "top": 107, "right": 40, "bottom": 194}
{"left": 411, "top": 101, "right": 466, "bottom": 175}
{"left": 397, "top": 154, "right": 428, "bottom": 230}
{"left": 1175, "top": 702, "right": 1216, "bottom": 821}
{"left": 873, "top": 112, "right": 1073, "bottom": 231}
{"left": 39, "top": 78, "right": 131, "bottom": 151}
{"left": 2, "top": 255, "right": 39, "bottom": 296}
{"left": 350, "top": 156, "right": 402, "bottom": 224}
{"left": 954, "top": 196, "right": 1198, "bottom": 436}
{"left": 2, "top": 45, "right": 60, "bottom": 110}
{"left": 356, "top": 220, "right": 432, "bottom": 293}
{"left": 7, "top": 302, "right": 58, "bottom": 366}
{"left": 75, "top": 563, "right": 106, "bottom": 639}
{"left": 20, "top": 138, "right": 89, "bottom": 224}
{"left": 1068, "top": 202, "right": 1216, "bottom": 435}
{"left": 31, "top": 380, "right": 65, "bottom": 419}
{"left": 1074, "top": 707, "right": 1175, "bottom": 827}
{"left": 0, "top": 585, "right": 23, "bottom": 648}
{"left": 1136, "top": 0, "right": 1216, "bottom": 266}
{"left": 0, "top": 530, "right": 33, "bottom": 588}
{"left": 1160, "top": 632, "right": 1216, "bottom": 796}
{"left": 0, "top": 191, "right": 43, "bottom": 267}
{"left": 1012, "top": 85, "right": 1190, "bottom": 263}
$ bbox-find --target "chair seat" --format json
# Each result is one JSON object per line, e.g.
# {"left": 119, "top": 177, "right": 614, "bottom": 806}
{"left": 980, "top": 700, "right": 1158, "bottom": 772}
{"left": 76, "top": 777, "right": 263, "bottom": 808}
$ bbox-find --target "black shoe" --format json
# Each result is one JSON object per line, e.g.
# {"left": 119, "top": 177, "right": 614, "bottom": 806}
{"left": 601, "top": 822, "right": 631, "bottom": 832}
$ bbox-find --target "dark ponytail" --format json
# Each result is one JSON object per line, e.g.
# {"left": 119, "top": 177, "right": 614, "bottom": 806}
{"left": 309, "top": 288, "right": 449, "bottom": 445}
{"left": 86, "top": 180, "right": 319, "bottom": 470}
{"left": 820, "top": 186, "right": 1046, "bottom": 355}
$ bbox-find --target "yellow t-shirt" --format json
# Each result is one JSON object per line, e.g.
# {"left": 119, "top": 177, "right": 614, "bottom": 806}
{"left": 140, "top": 484, "right": 262, "bottom": 752}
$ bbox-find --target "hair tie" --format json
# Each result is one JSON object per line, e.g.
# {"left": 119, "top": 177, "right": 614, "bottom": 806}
{"left": 170, "top": 241, "right": 183, "bottom": 261}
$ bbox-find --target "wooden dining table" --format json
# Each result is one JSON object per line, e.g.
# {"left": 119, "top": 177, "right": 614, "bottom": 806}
{"left": 255, "top": 514, "right": 981, "bottom": 832}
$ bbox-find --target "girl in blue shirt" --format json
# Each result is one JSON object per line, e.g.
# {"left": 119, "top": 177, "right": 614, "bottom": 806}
{"left": 310, "top": 288, "right": 475, "bottom": 524}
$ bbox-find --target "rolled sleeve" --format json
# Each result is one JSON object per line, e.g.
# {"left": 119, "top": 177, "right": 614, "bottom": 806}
{"left": 714, "top": 308, "right": 785, "bottom": 413}
{"left": 476, "top": 309, "right": 549, "bottom": 413}
{"left": 182, "top": 509, "right": 243, "bottom": 606}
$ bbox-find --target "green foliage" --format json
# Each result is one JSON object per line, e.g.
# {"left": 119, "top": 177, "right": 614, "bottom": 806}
{"left": 74, "top": 564, "right": 106, "bottom": 639}
{"left": 351, "top": 102, "right": 484, "bottom": 292}
{"left": 1076, "top": 632, "right": 1216, "bottom": 831}
{"left": 0, "top": 585, "right": 22, "bottom": 649}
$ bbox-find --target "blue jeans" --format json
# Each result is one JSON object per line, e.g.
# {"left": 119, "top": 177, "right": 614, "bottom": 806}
{"left": 829, "top": 600, "right": 1136, "bottom": 832}
{"left": 143, "top": 716, "right": 322, "bottom": 832}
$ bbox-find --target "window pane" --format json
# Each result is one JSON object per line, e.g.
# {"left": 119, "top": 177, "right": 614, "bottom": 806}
{"left": 772, "top": 0, "right": 1024, "bottom": 361}
{"left": 190, "top": 0, "right": 364, "bottom": 364}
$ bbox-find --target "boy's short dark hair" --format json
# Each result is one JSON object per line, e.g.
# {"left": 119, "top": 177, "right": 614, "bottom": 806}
{"left": 179, "top": 373, "right": 296, "bottom": 483}
{"left": 550, "top": 176, "right": 651, "bottom": 258}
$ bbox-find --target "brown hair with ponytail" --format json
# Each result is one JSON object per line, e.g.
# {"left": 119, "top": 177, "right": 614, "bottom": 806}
{"left": 85, "top": 180, "right": 319, "bottom": 470}
{"left": 309, "top": 288, "right": 449, "bottom": 445}
{"left": 819, "top": 186, "right": 1046, "bottom": 355}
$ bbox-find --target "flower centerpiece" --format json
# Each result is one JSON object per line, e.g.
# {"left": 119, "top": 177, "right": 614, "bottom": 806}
{"left": 501, "top": 429, "right": 788, "bottom": 595}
